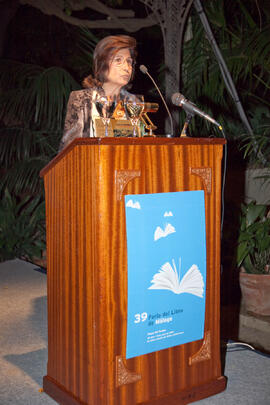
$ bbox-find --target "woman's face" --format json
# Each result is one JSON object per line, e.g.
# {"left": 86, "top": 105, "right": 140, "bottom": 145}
{"left": 105, "top": 48, "right": 133, "bottom": 88}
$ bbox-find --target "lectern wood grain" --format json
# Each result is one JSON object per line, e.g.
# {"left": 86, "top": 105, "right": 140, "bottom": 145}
{"left": 41, "top": 138, "right": 226, "bottom": 405}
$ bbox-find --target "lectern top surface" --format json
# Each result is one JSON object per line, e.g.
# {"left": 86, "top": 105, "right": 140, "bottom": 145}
{"left": 70, "top": 136, "right": 226, "bottom": 146}
{"left": 40, "top": 137, "right": 225, "bottom": 177}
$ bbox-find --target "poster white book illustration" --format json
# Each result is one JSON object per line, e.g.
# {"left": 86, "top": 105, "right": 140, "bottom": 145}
{"left": 126, "top": 199, "right": 141, "bottom": 209}
{"left": 125, "top": 190, "right": 206, "bottom": 359}
{"left": 154, "top": 223, "right": 176, "bottom": 241}
{"left": 164, "top": 211, "right": 173, "bottom": 217}
{"left": 148, "top": 259, "right": 204, "bottom": 298}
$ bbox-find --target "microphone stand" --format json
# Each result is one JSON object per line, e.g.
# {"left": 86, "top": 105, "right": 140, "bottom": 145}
{"left": 139, "top": 65, "right": 174, "bottom": 137}
{"left": 180, "top": 113, "right": 193, "bottom": 137}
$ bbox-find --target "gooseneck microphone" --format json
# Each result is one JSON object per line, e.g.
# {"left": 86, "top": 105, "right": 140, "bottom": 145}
{"left": 139, "top": 65, "right": 174, "bottom": 136}
{"left": 171, "top": 92, "right": 222, "bottom": 130}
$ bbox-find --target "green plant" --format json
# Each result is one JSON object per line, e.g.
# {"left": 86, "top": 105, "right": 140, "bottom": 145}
{"left": 0, "top": 27, "right": 99, "bottom": 196}
{"left": 0, "top": 189, "right": 46, "bottom": 262}
{"left": 238, "top": 112, "right": 270, "bottom": 204}
{"left": 240, "top": 108, "right": 270, "bottom": 168}
{"left": 236, "top": 201, "right": 270, "bottom": 274}
{"left": 181, "top": 0, "right": 270, "bottom": 137}
{"left": 0, "top": 61, "right": 80, "bottom": 195}
{"left": 0, "top": 27, "right": 100, "bottom": 262}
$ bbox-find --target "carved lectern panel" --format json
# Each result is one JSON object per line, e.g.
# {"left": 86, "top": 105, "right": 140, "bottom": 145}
{"left": 190, "top": 167, "right": 212, "bottom": 194}
{"left": 115, "top": 170, "right": 141, "bottom": 201}
{"left": 189, "top": 330, "right": 211, "bottom": 365}
{"left": 116, "top": 355, "right": 141, "bottom": 387}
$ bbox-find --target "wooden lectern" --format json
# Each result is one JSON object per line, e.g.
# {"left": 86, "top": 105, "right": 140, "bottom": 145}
{"left": 40, "top": 137, "right": 226, "bottom": 405}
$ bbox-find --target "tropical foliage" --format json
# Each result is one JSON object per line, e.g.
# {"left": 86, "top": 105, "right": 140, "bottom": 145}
{"left": 0, "top": 25, "right": 98, "bottom": 195}
{"left": 0, "top": 189, "right": 46, "bottom": 262}
{"left": 0, "top": 26, "right": 98, "bottom": 261}
{"left": 0, "top": 62, "right": 80, "bottom": 194}
{"left": 236, "top": 201, "right": 270, "bottom": 274}
{"left": 180, "top": 0, "right": 270, "bottom": 139}
{"left": 241, "top": 121, "right": 270, "bottom": 168}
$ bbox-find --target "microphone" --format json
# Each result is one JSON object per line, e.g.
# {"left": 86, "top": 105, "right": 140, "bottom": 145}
{"left": 140, "top": 65, "right": 174, "bottom": 136}
{"left": 171, "top": 92, "right": 222, "bottom": 130}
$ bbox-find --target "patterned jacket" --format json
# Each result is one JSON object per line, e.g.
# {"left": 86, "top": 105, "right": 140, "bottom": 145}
{"left": 59, "top": 86, "right": 133, "bottom": 151}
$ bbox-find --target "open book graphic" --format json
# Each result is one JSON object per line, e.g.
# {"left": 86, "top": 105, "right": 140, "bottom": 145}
{"left": 126, "top": 199, "right": 141, "bottom": 209}
{"left": 164, "top": 211, "right": 173, "bottom": 217}
{"left": 154, "top": 223, "right": 176, "bottom": 241}
{"left": 148, "top": 258, "right": 204, "bottom": 298}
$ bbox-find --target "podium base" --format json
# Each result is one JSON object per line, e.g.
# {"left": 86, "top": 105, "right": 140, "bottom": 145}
{"left": 43, "top": 375, "right": 227, "bottom": 405}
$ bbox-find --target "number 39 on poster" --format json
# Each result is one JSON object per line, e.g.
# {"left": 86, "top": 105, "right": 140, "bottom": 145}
{"left": 134, "top": 312, "right": 148, "bottom": 323}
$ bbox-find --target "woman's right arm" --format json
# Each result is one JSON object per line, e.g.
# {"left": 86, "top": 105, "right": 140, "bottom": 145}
{"left": 59, "top": 91, "right": 85, "bottom": 152}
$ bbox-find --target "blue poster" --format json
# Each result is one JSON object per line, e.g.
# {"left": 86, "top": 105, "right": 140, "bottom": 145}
{"left": 125, "top": 191, "right": 206, "bottom": 359}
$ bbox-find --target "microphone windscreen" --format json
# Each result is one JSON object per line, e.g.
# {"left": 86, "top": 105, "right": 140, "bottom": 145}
{"left": 171, "top": 93, "right": 185, "bottom": 106}
{"left": 139, "top": 65, "right": 148, "bottom": 74}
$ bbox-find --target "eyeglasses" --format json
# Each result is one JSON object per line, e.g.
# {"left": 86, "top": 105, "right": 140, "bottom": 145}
{"left": 111, "top": 55, "right": 133, "bottom": 68}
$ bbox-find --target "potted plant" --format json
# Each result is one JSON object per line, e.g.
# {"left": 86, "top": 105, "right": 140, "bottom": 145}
{"left": 236, "top": 201, "right": 270, "bottom": 316}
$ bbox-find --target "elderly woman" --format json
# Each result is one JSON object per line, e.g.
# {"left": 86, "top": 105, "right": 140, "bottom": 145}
{"left": 59, "top": 35, "right": 137, "bottom": 151}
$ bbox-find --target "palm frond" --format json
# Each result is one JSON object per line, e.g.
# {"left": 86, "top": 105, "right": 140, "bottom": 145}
{"left": 0, "top": 127, "right": 59, "bottom": 167}
{"left": 0, "top": 157, "right": 48, "bottom": 195}
{"left": 181, "top": 0, "right": 270, "bottom": 137}
{"left": 0, "top": 189, "right": 46, "bottom": 262}
{"left": 31, "top": 66, "right": 80, "bottom": 130}
{"left": 0, "top": 60, "right": 80, "bottom": 130}
{"left": 66, "top": 27, "right": 99, "bottom": 79}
